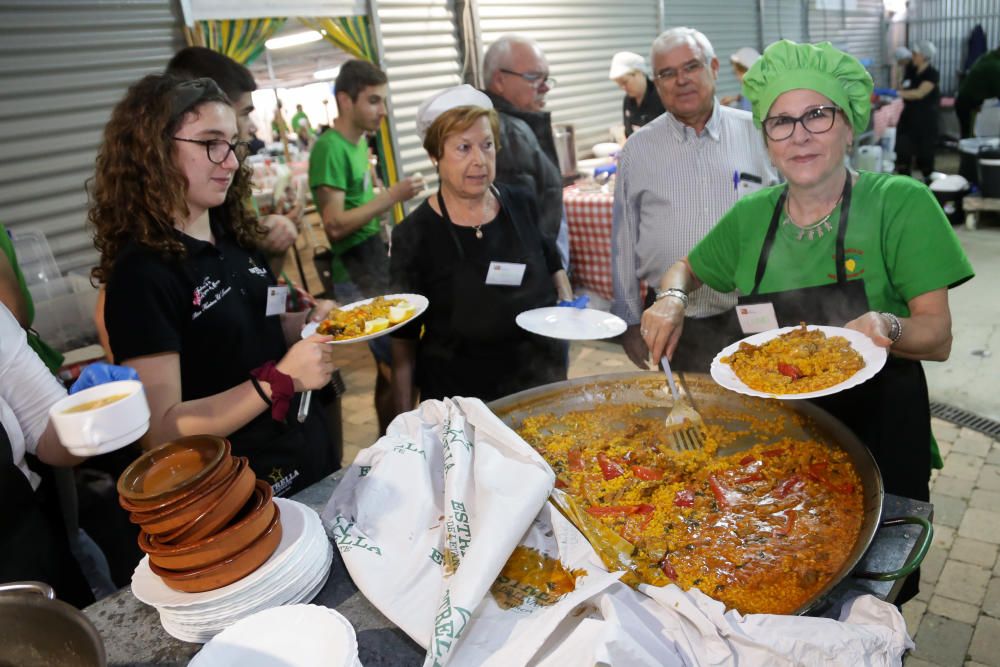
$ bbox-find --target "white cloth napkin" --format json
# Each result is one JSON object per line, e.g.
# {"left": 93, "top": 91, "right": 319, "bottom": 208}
{"left": 323, "top": 397, "right": 913, "bottom": 667}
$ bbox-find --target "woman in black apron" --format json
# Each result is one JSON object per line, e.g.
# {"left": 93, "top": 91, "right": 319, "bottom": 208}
{"left": 639, "top": 41, "right": 973, "bottom": 606}
{"left": 91, "top": 74, "right": 339, "bottom": 498}
{"left": 389, "top": 85, "right": 577, "bottom": 411}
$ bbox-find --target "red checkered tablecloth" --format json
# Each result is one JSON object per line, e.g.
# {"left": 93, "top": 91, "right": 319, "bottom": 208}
{"left": 563, "top": 184, "right": 615, "bottom": 301}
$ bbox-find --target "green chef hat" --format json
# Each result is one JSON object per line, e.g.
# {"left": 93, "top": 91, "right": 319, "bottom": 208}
{"left": 742, "top": 40, "right": 874, "bottom": 133}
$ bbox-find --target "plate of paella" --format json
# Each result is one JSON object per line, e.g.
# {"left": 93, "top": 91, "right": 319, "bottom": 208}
{"left": 301, "top": 293, "right": 428, "bottom": 344}
{"left": 710, "top": 324, "right": 887, "bottom": 399}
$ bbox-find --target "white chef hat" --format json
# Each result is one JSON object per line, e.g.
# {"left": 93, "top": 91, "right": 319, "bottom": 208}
{"left": 730, "top": 46, "right": 762, "bottom": 70}
{"left": 415, "top": 84, "right": 493, "bottom": 140}
{"left": 608, "top": 51, "right": 647, "bottom": 79}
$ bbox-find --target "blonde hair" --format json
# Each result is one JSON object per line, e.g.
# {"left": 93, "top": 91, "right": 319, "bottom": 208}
{"left": 422, "top": 107, "right": 501, "bottom": 160}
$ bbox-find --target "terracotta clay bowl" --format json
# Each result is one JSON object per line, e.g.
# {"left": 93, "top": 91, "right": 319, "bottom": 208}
{"left": 119, "top": 448, "right": 233, "bottom": 515}
{"left": 142, "top": 481, "right": 275, "bottom": 571}
{"left": 129, "top": 457, "right": 245, "bottom": 537}
{"left": 154, "top": 459, "right": 257, "bottom": 545}
{"left": 117, "top": 435, "right": 228, "bottom": 504}
{"left": 149, "top": 506, "right": 282, "bottom": 593}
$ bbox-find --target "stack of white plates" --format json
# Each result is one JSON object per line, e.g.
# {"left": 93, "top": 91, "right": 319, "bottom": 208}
{"left": 131, "top": 498, "right": 333, "bottom": 643}
{"left": 189, "top": 604, "right": 361, "bottom": 666}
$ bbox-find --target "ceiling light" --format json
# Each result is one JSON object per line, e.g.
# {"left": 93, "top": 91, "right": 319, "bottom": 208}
{"left": 265, "top": 31, "right": 322, "bottom": 50}
{"left": 313, "top": 67, "right": 341, "bottom": 80}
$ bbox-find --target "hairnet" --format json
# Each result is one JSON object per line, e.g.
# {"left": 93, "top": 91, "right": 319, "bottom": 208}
{"left": 742, "top": 40, "right": 874, "bottom": 133}
{"left": 912, "top": 40, "right": 937, "bottom": 60}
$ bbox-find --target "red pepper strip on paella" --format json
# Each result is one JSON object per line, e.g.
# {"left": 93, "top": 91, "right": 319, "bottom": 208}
{"left": 806, "top": 462, "right": 855, "bottom": 494}
{"left": 708, "top": 474, "right": 742, "bottom": 508}
{"left": 778, "top": 362, "right": 803, "bottom": 379}
{"left": 673, "top": 488, "right": 696, "bottom": 508}
{"left": 775, "top": 509, "right": 797, "bottom": 536}
{"left": 631, "top": 465, "right": 664, "bottom": 481}
{"left": 597, "top": 452, "right": 626, "bottom": 480}
{"left": 773, "top": 474, "right": 805, "bottom": 499}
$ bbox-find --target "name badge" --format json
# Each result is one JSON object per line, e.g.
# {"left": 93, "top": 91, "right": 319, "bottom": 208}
{"left": 266, "top": 285, "right": 289, "bottom": 316}
{"left": 735, "top": 302, "right": 779, "bottom": 334}
{"left": 736, "top": 172, "right": 764, "bottom": 200}
{"left": 485, "top": 261, "right": 526, "bottom": 286}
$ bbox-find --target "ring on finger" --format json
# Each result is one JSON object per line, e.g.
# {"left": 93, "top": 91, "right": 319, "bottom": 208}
{"left": 640, "top": 328, "right": 648, "bottom": 336}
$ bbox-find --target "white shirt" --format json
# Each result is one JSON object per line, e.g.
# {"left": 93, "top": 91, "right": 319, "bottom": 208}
{"left": 611, "top": 99, "right": 778, "bottom": 324}
{"left": 0, "top": 303, "right": 66, "bottom": 489}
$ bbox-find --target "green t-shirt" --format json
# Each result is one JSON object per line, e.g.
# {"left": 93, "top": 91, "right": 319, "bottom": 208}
{"left": 0, "top": 223, "right": 64, "bottom": 372}
{"left": 688, "top": 172, "right": 974, "bottom": 317}
{"left": 291, "top": 111, "right": 313, "bottom": 135}
{"left": 308, "top": 129, "right": 379, "bottom": 256}
{"left": 958, "top": 49, "right": 1000, "bottom": 105}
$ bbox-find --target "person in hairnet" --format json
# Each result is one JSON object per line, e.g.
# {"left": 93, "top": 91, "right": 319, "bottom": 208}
{"left": 638, "top": 40, "right": 973, "bottom": 604}
{"left": 719, "top": 46, "right": 761, "bottom": 111}
{"left": 609, "top": 51, "right": 665, "bottom": 138}
{"left": 388, "top": 85, "right": 581, "bottom": 414}
{"left": 895, "top": 40, "right": 941, "bottom": 182}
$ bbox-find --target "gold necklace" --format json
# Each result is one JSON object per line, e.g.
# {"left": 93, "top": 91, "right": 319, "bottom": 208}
{"left": 447, "top": 190, "right": 495, "bottom": 239}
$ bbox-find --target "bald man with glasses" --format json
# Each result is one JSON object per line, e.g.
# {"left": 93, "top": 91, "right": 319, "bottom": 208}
{"left": 481, "top": 35, "right": 569, "bottom": 269}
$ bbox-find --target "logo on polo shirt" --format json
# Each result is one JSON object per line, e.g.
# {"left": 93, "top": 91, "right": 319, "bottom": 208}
{"left": 192, "top": 276, "right": 231, "bottom": 319}
{"left": 827, "top": 248, "right": 865, "bottom": 280}
{"left": 248, "top": 258, "right": 268, "bottom": 278}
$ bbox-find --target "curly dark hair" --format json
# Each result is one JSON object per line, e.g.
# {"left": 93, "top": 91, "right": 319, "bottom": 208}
{"left": 88, "top": 72, "right": 262, "bottom": 284}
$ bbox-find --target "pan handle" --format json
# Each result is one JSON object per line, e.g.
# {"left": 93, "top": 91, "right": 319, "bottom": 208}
{"left": 0, "top": 581, "right": 55, "bottom": 599}
{"left": 854, "top": 515, "right": 933, "bottom": 581}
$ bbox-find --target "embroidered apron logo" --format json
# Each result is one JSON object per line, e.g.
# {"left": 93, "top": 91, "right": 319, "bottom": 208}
{"left": 358, "top": 465, "right": 371, "bottom": 477}
{"left": 441, "top": 419, "right": 472, "bottom": 474}
{"left": 828, "top": 248, "right": 865, "bottom": 280}
{"left": 267, "top": 467, "right": 299, "bottom": 496}
{"left": 191, "top": 276, "right": 231, "bottom": 319}
{"left": 248, "top": 258, "right": 269, "bottom": 277}
{"left": 430, "top": 547, "right": 444, "bottom": 565}
{"left": 431, "top": 589, "right": 471, "bottom": 666}
{"left": 331, "top": 516, "right": 382, "bottom": 555}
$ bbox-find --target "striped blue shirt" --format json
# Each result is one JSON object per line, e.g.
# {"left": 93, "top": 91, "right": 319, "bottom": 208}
{"left": 611, "top": 99, "right": 777, "bottom": 324}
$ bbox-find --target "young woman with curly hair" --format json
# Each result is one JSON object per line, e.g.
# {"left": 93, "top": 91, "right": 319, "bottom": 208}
{"left": 90, "top": 74, "right": 340, "bottom": 496}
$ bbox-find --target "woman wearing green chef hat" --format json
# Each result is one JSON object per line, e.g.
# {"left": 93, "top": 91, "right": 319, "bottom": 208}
{"left": 640, "top": 40, "right": 973, "bottom": 603}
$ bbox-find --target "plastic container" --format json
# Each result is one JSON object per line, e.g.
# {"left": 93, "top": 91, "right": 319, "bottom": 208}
{"left": 30, "top": 273, "right": 100, "bottom": 352}
{"left": 958, "top": 137, "right": 1000, "bottom": 185}
{"left": 9, "top": 229, "right": 59, "bottom": 287}
{"left": 979, "top": 155, "right": 1000, "bottom": 198}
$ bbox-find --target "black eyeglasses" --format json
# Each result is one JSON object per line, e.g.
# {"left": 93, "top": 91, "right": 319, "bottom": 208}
{"left": 653, "top": 59, "right": 705, "bottom": 84}
{"left": 499, "top": 68, "right": 556, "bottom": 88}
{"left": 762, "top": 105, "right": 841, "bottom": 141}
{"left": 173, "top": 136, "right": 250, "bottom": 164}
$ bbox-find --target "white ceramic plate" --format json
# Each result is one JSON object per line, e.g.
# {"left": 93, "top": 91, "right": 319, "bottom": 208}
{"left": 515, "top": 307, "right": 627, "bottom": 340}
{"left": 189, "top": 604, "right": 358, "bottom": 667}
{"left": 710, "top": 325, "right": 888, "bottom": 400}
{"left": 301, "top": 293, "right": 428, "bottom": 345}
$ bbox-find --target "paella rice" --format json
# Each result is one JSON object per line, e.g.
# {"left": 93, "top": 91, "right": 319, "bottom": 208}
{"left": 316, "top": 296, "right": 414, "bottom": 340}
{"left": 517, "top": 404, "right": 864, "bottom": 615}
{"left": 722, "top": 324, "right": 865, "bottom": 394}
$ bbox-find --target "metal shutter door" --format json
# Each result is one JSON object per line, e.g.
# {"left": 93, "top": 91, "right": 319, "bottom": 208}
{"left": 806, "top": 0, "right": 887, "bottom": 86}
{"left": 661, "top": 1, "right": 762, "bottom": 103}
{"left": 762, "top": 0, "right": 807, "bottom": 46}
{"left": 377, "top": 0, "right": 464, "bottom": 187}
{"left": 908, "top": 0, "right": 1000, "bottom": 95}
{"left": 478, "top": 0, "right": 660, "bottom": 153}
{"left": 0, "top": 0, "right": 184, "bottom": 274}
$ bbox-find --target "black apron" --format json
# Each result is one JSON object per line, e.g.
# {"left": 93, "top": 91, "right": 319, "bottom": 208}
{"left": 732, "top": 173, "right": 929, "bottom": 604}
{"left": 422, "top": 187, "right": 565, "bottom": 401}
{"left": 0, "top": 423, "right": 93, "bottom": 608}
{"left": 733, "top": 173, "right": 932, "bottom": 503}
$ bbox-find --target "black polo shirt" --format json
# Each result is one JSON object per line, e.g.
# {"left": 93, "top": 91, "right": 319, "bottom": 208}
{"left": 623, "top": 77, "right": 666, "bottom": 137}
{"left": 105, "top": 211, "right": 287, "bottom": 401}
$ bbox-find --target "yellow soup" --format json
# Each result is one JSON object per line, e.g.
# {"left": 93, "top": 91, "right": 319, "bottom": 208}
{"left": 63, "top": 393, "right": 131, "bottom": 414}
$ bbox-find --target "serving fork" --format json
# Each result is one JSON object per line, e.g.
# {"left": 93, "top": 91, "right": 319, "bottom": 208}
{"left": 660, "top": 356, "right": 707, "bottom": 451}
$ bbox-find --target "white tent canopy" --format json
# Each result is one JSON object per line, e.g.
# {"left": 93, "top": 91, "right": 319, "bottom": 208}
{"left": 179, "top": 0, "right": 367, "bottom": 25}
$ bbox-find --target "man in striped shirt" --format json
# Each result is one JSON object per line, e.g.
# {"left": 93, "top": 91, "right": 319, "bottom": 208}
{"left": 612, "top": 27, "right": 777, "bottom": 372}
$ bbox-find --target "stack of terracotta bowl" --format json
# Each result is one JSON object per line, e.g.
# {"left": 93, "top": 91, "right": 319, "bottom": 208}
{"left": 118, "top": 435, "right": 282, "bottom": 593}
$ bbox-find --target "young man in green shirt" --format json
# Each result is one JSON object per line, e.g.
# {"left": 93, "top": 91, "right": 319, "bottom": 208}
{"left": 309, "top": 59, "right": 424, "bottom": 432}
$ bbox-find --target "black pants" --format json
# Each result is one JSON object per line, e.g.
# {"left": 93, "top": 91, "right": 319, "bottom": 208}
{"left": 955, "top": 94, "right": 978, "bottom": 139}
{"left": 895, "top": 126, "right": 937, "bottom": 182}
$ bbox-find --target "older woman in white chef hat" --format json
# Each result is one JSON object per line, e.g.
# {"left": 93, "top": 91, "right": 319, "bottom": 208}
{"left": 608, "top": 51, "right": 665, "bottom": 138}
{"left": 387, "top": 84, "right": 578, "bottom": 414}
{"left": 720, "top": 46, "right": 761, "bottom": 111}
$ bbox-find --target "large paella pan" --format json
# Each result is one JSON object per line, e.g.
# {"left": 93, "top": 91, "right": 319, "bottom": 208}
{"left": 488, "top": 371, "right": 931, "bottom": 615}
